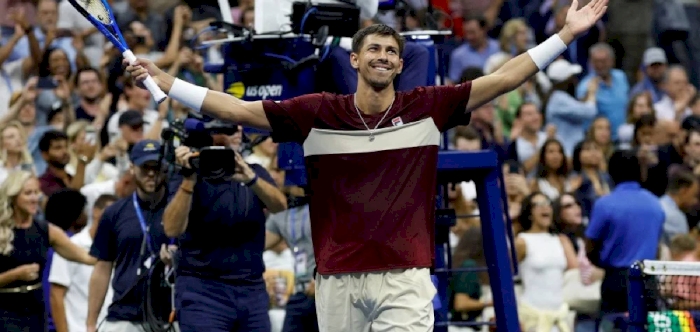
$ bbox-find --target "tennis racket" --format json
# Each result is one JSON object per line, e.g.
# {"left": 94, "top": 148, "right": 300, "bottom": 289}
{"left": 67, "top": 0, "right": 167, "bottom": 104}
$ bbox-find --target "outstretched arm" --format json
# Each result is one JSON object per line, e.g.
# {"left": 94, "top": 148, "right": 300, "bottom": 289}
{"left": 125, "top": 60, "right": 270, "bottom": 130}
{"left": 466, "top": 0, "right": 607, "bottom": 111}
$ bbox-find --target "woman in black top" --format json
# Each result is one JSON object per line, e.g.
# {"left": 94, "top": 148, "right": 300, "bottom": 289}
{"left": 0, "top": 170, "right": 97, "bottom": 332}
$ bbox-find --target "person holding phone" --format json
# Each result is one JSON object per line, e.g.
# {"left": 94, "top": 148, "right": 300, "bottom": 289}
{"left": 162, "top": 135, "right": 287, "bottom": 332}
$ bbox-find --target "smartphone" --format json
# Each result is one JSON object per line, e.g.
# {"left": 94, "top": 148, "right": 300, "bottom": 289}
{"left": 37, "top": 77, "right": 58, "bottom": 89}
{"left": 84, "top": 126, "right": 97, "bottom": 145}
{"left": 509, "top": 163, "right": 520, "bottom": 174}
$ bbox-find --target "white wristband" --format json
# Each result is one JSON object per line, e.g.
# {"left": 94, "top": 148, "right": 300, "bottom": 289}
{"left": 527, "top": 34, "right": 567, "bottom": 70}
{"left": 168, "top": 78, "right": 208, "bottom": 112}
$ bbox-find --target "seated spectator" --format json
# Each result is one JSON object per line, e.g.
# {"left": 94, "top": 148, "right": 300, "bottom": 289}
{"left": 530, "top": 139, "right": 573, "bottom": 201}
{"left": 660, "top": 170, "right": 698, "bottom": 244}
{"left": 570, "top": 139, "right": 613, "bottom": 218}
{"left": 38, "top": 130, "right": 94, "bottom": 197}
{"left": 106, "top": 78, "right": 167, "bottom": 144}
{"left": 586, "top": 116, "right": 614, "bottom": 162}
{"left": 450, "top": 227, "right": 492, "bottom": 327}
{"left": 506, "top": 103, "right": 547, "bottom": 178}
{"left": 34, "top": 47, "right": 77, "bottom": 127}
{"left": 65, "top": 120, "right": 119, "bottom": 185}
{"left": 458, "top": 68, "right": 507, "bottom": 159}
{"left": 502, "top": 160, "right": 529, "bottom": 227}
{"left": 666, "top": 234, "right": 700, "bottom": 310}
{"left": 72, "top": 67, "right": 110, "bottom": 127}
{"left": 618, "top": 92, "right": 655, "bottom": 148}
{"left": 447, "top": 15, "right": 499, "bottom": 84}
{"left": 585, "top": 150, "right": 664, "bottom": 315}
{"left": 515, "top": 192, "right": 577, "bottom": 332}
{"left": 654, "top": 65, "right": 696, "bottom": 122}
{"left": 575, "top": 43, "right": 630, "bottom": 140}
{"left": 245, "top": 134, "right": 277, "bottom": 169}
{"left": 545, "top": 59, "right": 597, "bottom": 157}
{"left": 629, "top": 48, "right": 669, "bottom": 104}
{"left": 80, "top": 171, "right": 135, "bottom": 223}
{"left": 0, "top": 120, "right": 34, "bottom": 183}
{"left": 628, "top": 114, "right": 671, "bottom": 196}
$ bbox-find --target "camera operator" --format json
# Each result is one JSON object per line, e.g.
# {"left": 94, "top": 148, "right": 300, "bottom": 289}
{"left": 163, "top": 139, "right": 287, "bottom": 332}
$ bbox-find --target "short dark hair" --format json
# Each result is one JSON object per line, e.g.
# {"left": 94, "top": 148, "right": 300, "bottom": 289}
{"left": 453, "top": 126, "right": 480, "bottom": 141}
{"left": 463, "top": 14, "right": 487, "bottom": 29}
{"left": 515, "top": 102, "right": 539, "bottom": 118}
{"left": 351, "top": 24, "right": 405, "bottom": 55}
{"left": 45, "top": 188, "right": 87, "bottom": 231}
{"left": 39, "top": 130, "right": 68, "bottom": 152}
{"left": 608, "top": 149, "right": 642, "bottom": 185}
{"left": 74, "top": 67, "right": 102, "bottom": 86}
{"left": 459, "top": 67, "right": 484, "bottom": 83}
{"left": 94, "top": 194, "right": 119, "bottom": 210}
{"left": 667, "top": 169, "right": 697, "bottom": 194}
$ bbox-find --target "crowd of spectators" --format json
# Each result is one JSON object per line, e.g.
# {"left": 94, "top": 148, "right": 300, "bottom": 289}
{"left": 1, "top": 0, "right": 700, "bottom": 331}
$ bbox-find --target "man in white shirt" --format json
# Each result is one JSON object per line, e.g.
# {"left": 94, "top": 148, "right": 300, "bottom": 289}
{"left": 80, "top": 172, "right": 135, "bottom": 223}
{"left": 49, "top": 194, "right": 119, "bottom": 332}
{"left": 654, "top": 65, "right": 696, "bottom": 121}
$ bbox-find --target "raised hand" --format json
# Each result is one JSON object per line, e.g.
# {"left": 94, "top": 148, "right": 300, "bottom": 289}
{"left": 232, "top": 152, "right": 256, "bottom": 184}
{"left": 564, "top": 0, "right": 608, "bottom": 38}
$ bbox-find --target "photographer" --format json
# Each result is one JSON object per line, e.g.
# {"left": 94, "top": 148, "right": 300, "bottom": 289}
{"left": 163, "top": 139, "right": 287, "bottom": 332}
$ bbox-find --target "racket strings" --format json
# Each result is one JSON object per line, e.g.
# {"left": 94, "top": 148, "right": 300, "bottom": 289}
{"left": 77, "top": 0, "right": 111, "bottom": 24}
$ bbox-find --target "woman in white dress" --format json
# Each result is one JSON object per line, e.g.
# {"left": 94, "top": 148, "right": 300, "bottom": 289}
{"left": 515, "top": 192, "right": 578, "bottom": 332}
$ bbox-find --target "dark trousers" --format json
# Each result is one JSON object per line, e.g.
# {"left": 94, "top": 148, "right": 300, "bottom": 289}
{"left": 0, "top": 309, "right": 46, "bottom": 332}
{"left": 176, "top": 276, "right": 270, "bottom": 332}
{"left": 328, "top": 42, "right": 431, "bottom": 94}
{"left": 282, "top": 292, "right": 318, "bottom": 332}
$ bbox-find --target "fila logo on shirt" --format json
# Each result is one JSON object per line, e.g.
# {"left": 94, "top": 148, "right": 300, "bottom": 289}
{"left": 392, "top": 117, "right": 403, "bottom": 127}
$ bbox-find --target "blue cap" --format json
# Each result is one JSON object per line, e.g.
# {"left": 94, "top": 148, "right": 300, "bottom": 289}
{"left": 130, "top": 139, "right": 161, "bottom": 166}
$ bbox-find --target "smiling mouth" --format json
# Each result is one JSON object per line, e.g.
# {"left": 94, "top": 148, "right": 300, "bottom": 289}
{"left": 371, "top": 64, "right": 391, "bottom": 72}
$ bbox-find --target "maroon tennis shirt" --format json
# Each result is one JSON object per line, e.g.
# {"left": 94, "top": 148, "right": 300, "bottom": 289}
{"left": 262, "top": 83, "right": 473, "bottom": 274}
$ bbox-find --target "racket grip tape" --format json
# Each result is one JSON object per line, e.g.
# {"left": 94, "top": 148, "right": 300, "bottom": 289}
{"left": 122, "top": 50, "right": 167, "bottom": 104}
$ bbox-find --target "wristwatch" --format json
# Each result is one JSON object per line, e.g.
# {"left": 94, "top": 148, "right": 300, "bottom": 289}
{"left": 78, "top": 155, "right": 89, "bottom": 163}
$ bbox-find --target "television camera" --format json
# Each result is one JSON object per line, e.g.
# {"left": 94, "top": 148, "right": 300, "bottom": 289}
{"left": 161, "top": 115, "right": 264, "bottom": 180}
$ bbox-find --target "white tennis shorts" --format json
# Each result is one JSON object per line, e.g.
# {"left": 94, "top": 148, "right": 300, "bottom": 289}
{"left": 315, "top": 268, "right": 436, "bottom": 332}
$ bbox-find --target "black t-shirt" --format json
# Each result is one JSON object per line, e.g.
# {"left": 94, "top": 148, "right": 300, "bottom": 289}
{"left": 90, "top": 192, "right": 170, "bottom": 322}
{"left": 171, "top": 164, "right": 274, "bottom": 284}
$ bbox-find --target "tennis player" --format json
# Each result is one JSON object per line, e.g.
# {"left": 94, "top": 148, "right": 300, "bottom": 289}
{"left": 126, "top": 1, "right": 607, "bottom": 330}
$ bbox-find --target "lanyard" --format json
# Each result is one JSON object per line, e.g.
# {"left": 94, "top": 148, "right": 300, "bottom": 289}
{"left": 289, "top": 206, "right": 307, "bottom": 249}
{"left": 132, "top": 192, "right": 154, "bottom": 254}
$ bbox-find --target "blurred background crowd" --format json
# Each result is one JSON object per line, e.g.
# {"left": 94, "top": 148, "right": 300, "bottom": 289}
{"left": 1, "top": 0, "right": 700, "bottom": 331}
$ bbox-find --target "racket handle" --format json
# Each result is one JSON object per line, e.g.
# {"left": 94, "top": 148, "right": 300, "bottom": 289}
{"left": 122, "top": 50, "right": 167, "bottom": 104}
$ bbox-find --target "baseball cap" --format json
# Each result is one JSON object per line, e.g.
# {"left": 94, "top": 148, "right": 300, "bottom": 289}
{"left": 119, "top": 110, "right": 146, "bottom": 127}
{"left": 643, "top": 47, "right": 667, "bottom": 66}
{"left": 130, "top": 139, "right": 161, "bottom": 166}
{"left": 546, "top": 59, "right": 582, "bottom": 83}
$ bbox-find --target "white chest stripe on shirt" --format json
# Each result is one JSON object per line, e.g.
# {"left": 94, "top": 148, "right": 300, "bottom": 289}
{"left": 303, "top": 117, "right": 441, "bottom": 157}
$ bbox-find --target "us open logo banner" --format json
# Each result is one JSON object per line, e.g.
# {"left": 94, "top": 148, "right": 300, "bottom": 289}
{"left": 226, "top": 82, "right": 283, "bottom": 100}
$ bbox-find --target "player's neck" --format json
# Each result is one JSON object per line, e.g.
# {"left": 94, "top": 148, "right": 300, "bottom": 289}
{"left": 355, "top": 83, "right": 395, "bottom": 115}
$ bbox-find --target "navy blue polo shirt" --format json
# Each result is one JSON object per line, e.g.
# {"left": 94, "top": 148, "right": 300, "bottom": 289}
{"left": 90, "top": 192, "right": 170, "bottom": 322}
{"left": 173, "top": 164, "right": 274, "bottom": 284}
{"left": 585, "top": 182, "right": 665, "bottom": 269}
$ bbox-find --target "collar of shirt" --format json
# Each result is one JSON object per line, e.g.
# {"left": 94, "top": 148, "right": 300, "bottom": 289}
{"left": 613, "top": 181, "right": 641, "bottom": 191}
